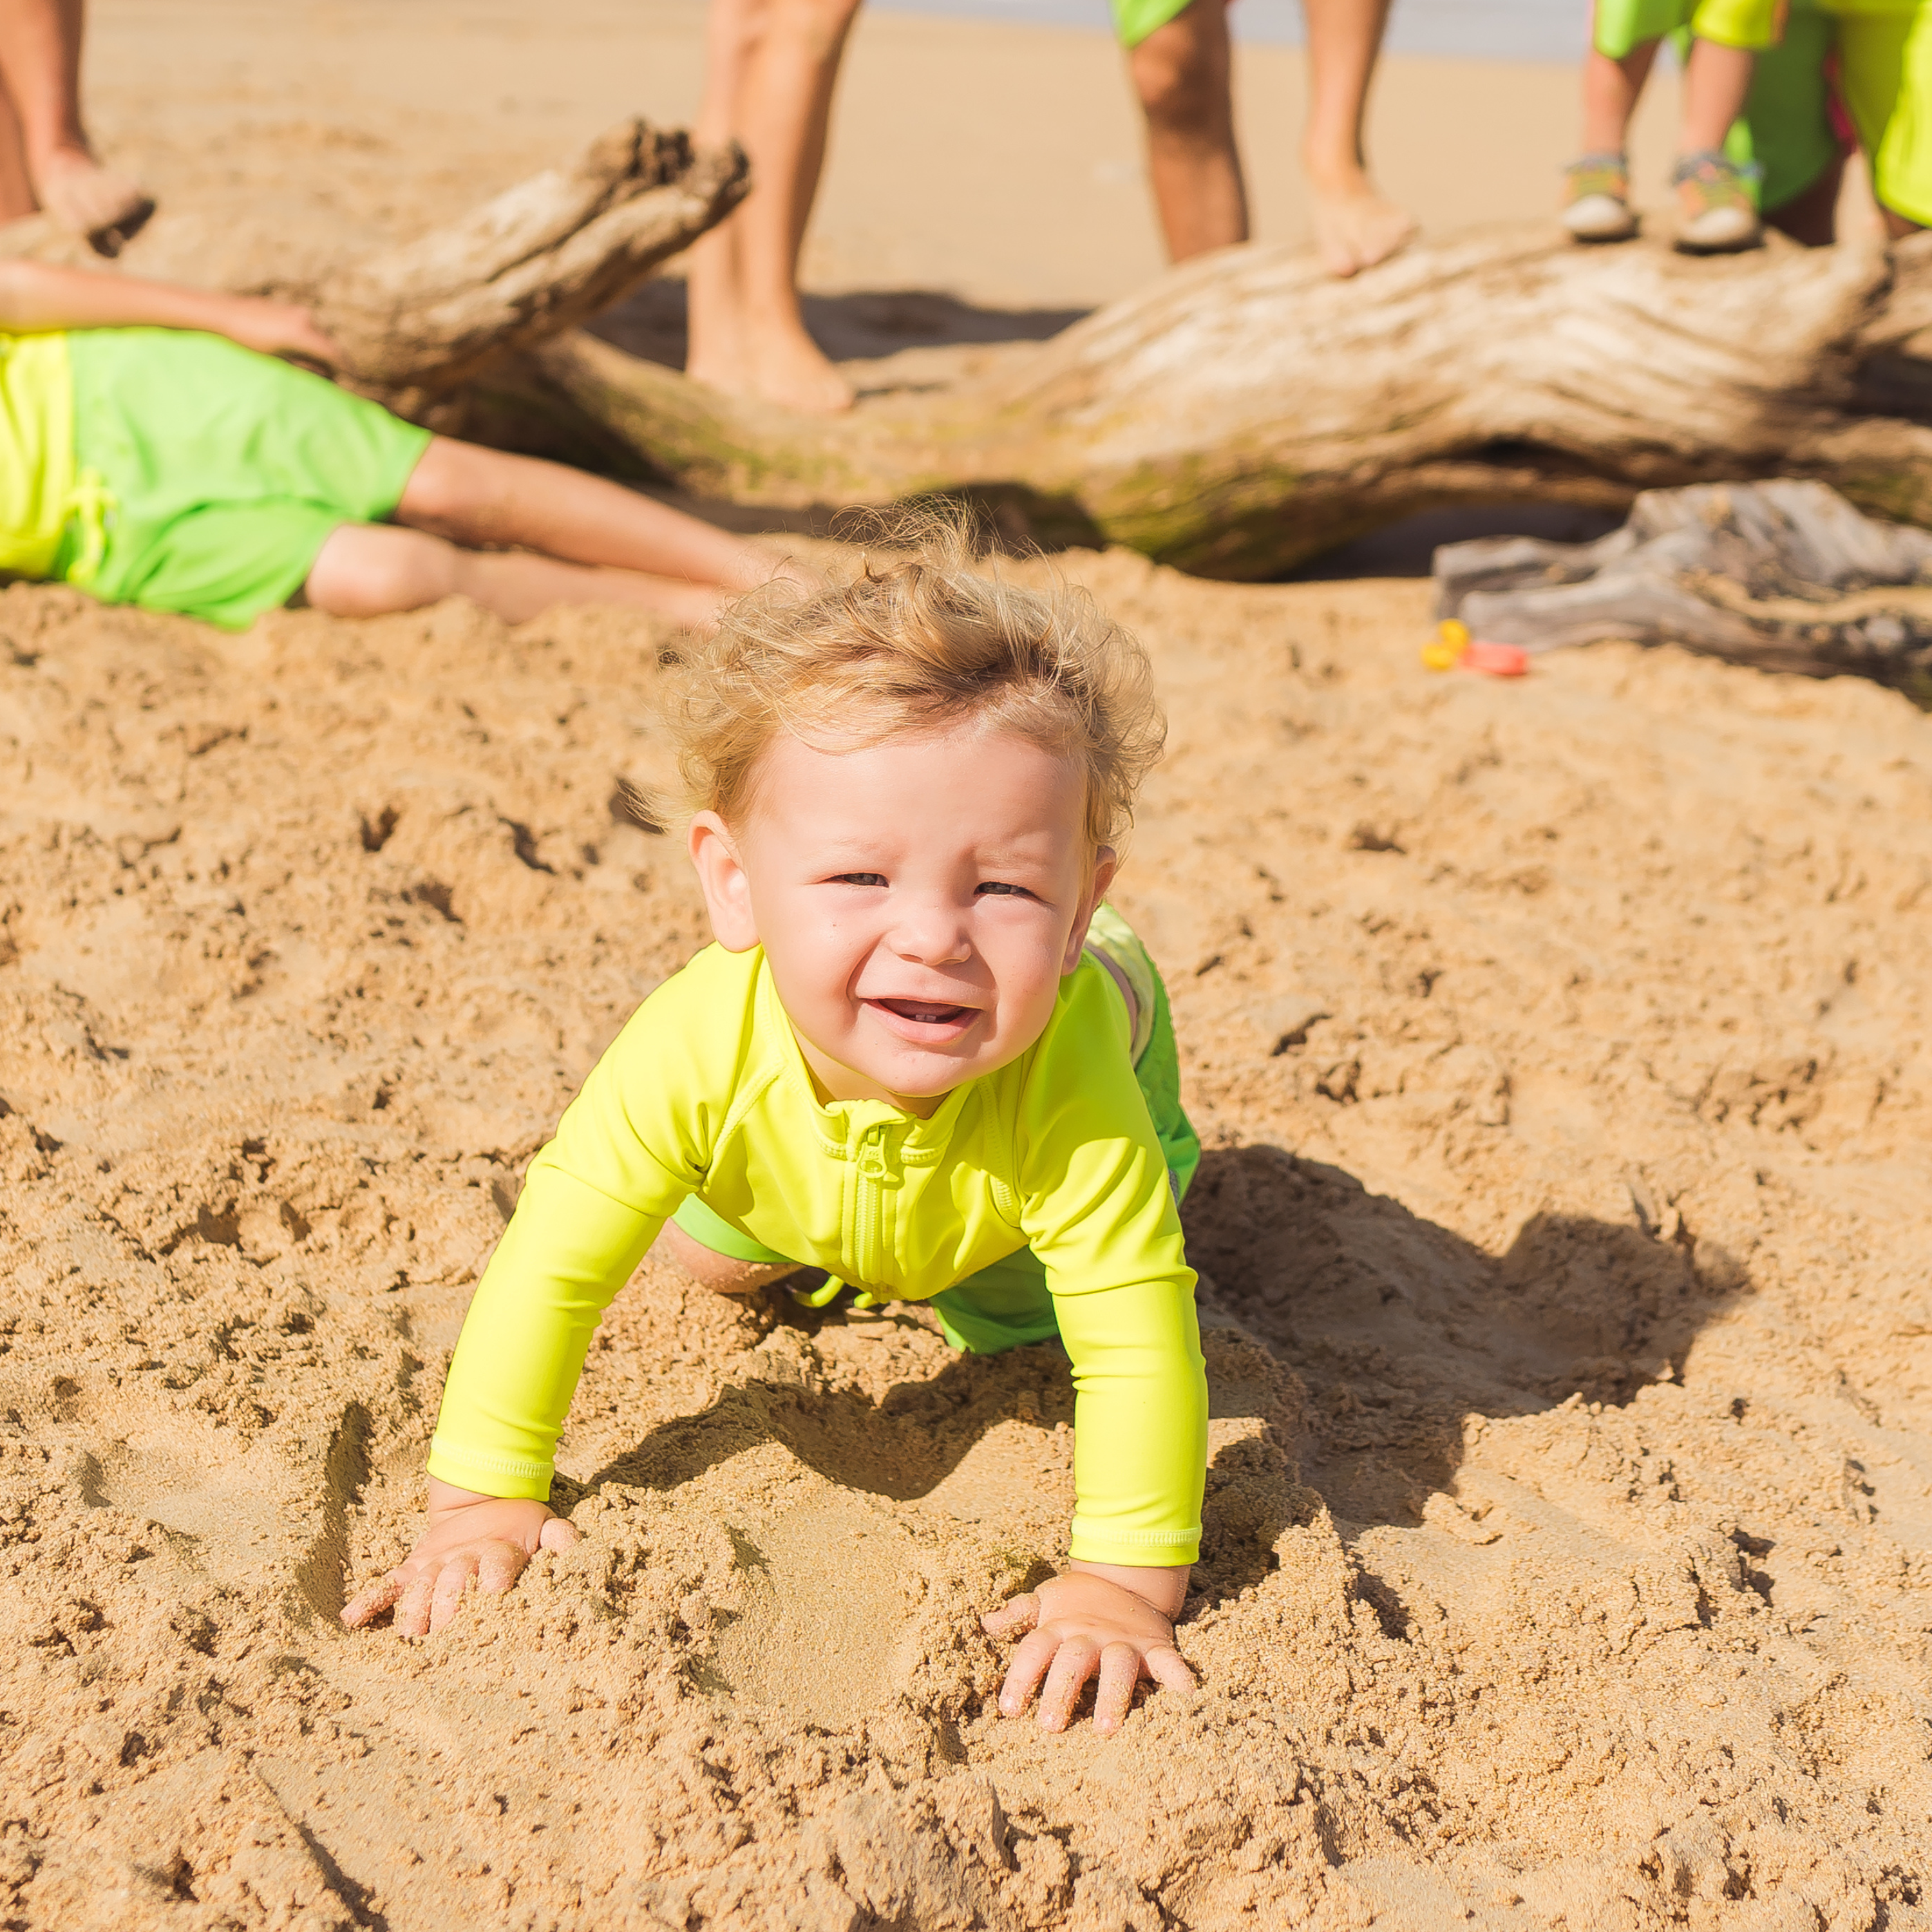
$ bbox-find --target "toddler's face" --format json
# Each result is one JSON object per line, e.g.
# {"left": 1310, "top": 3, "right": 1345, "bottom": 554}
{"left": 689, "top": 721, "right": 1114, "bottom": 1112}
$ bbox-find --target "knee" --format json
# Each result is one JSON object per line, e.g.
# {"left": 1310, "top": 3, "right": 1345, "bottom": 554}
{"left": 1133, "top": 24, "right": 1229, "bottom": 132}
{"left": 305, "top": 524, "right": 460, "bottom": 619}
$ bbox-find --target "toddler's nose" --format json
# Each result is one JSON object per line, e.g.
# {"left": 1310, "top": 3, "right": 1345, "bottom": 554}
{"left": 889, "top": 900, "right": 972, "bottom": 965}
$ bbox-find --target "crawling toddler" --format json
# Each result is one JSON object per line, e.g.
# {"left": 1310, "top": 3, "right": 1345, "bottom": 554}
{"left": 342, "top": 535, "right": 1210, "bottom": 1735}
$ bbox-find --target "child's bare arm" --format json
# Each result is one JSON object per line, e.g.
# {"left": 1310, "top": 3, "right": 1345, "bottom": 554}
{"left": 983, "top": 1560, "right": 1194, "bottom": 1735}
{"left": 340, "top": 1477, "right": 580, "bottom": 1637}
{"left": 0, "top": 260, "right": 342, "bottom": 370}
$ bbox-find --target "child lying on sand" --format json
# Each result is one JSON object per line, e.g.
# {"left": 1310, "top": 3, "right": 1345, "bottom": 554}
{"left": 0, "top": 260, "right": 791, "bottom": 630}
{"left": 343, "top": 535, "right": 1210, "bottom": 1735}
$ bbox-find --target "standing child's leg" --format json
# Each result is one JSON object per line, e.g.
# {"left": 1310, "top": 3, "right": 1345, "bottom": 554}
{"left": 683, "top": 0, "right": 862, "bottom": 415}
{"left": 1127, "top": 0, "right": 1250, "bottom": 264}
{"left": 1564, "top": 39, "right": 1658, "bottom": 240}
{"left": 1672, "top": 35, "right": 1763, "bottom": 249}
{"left": 0, "top": 0, "right": 152, "bottom": 251}
{"left": 1300, "top": 0, "right": 1416, "bottom": 278}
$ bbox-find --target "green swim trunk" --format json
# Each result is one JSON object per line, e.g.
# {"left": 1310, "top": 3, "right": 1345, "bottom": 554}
{"left": 1593, "top": 0, "right": 1781, "bottom": 55}
{"left": 1110, "top": 0, "right": 1192, "bottom": 50}
{"left": 58, "top": 328, "right": 432, "bottom": 631}
{"left": 671, "top": 904, "right": 1201, "bottom": 1357}
{"left": 1666, "top": 0, "right": 1932, "bottom": 223}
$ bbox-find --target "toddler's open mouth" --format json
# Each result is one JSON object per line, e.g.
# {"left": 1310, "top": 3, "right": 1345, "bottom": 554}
{"left": 866, "top": 997, "right": 974, "bottom": 1043}
{"left": 875, "top": 998, "right": 971, "bottom": 1026}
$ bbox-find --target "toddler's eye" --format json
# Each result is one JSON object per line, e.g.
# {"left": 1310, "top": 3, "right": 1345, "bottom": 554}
{"left": 831, "top": 872, "right": 887, "bottom": 887}
{"left": 976, "top": 881, "right": 1030, "bottom": 898}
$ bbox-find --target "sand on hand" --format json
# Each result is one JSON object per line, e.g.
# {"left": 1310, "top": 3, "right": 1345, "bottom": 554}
{"left": 4, "top": 5, "right": 1932, "bottom": 1927}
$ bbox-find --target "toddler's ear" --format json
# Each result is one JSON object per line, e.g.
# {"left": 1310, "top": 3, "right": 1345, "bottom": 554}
{"left": 1061, "top": 846, "right": 1119, "bottom": 974}
{"left": 688, "top": 813, "right": 759, "bottom": 951}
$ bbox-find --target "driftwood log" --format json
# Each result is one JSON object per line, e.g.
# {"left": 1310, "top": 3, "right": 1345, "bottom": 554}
{"left": 291, "top": 130, "right": 1932, "bottom": 584}
{"left": 1435, "top": 479, "right": 1932, "bottom": 690}
{"left": 290, "top": 118, "right": 746, "bottom": 406}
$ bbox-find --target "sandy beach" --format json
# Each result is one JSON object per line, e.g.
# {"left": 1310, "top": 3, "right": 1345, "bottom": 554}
{"left": 5, "top": 3, "right": 1932, "bottom": 1927}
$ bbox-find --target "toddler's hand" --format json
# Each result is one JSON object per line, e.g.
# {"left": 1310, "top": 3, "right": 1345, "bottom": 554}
{"left": 225, "top": 298, "right": 345, "bottom": 375}
{"left": 981, "top": 1562, "right": 1194, "bottom": 1735}
{"left": 341, "top": 1478, "right": 579, "bottom": 1637}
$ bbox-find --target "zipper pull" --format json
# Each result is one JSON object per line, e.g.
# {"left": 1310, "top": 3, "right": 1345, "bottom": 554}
{"left": 856, "top": 1122, "right": 891, "bottom": 1180}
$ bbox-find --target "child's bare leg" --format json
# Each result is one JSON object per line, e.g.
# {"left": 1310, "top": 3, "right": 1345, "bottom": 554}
{"left": 1671, "top": 39, "right": 1759, "bottom": 251}
{"left": 0, "top": 75, "right": 34, "bottom": 222}
{"left": 650, "top": 1219, "right": 804, "bottom": 1295}
{"left": 1128, "top": 0, "right": 1249, "bottom": 263}
{"left": 303, "top": 522, "right": 732, "bottom": 628}
{"left": 1678, "top": 36, "right": 1753, "bottom": 155}
{"left": 1301, "top": 0, "right": 1415, "bottom": 277}
{"left": 1580, "top": 39, "right": 1656, "bottom": 155}
{"left": 0, "top": 0, "right": 151, "bottom": 252}
{"left": 395, "top": 437, "right": 784, "bottom": 594}
{"left": 684, "top": 0, "right": 860, "bottom": 413}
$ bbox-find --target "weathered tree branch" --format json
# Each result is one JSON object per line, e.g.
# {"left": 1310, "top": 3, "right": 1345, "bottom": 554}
{"left": 303, "top": 117, "right": 747, "bottom": 399}
{"left": 468, "top": 224, "right": 1932, "bottom": 580}
{"left": 290, "top": 137, "right": 1932, "bottom": 582}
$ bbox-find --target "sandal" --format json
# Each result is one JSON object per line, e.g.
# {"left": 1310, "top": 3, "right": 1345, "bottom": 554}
{"left": 1672, "top": 150, "right": 1762, "bottom": 254}
{"left": 1562, "top": 152, "right": 1638, "bottom": 243}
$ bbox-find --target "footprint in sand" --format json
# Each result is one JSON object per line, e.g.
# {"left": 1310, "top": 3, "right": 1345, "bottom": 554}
{"left": 709, "top": 1494, "right": 927, "bottom": 1729}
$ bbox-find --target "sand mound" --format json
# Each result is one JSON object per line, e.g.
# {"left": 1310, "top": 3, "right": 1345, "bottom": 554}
{"left": 4, "top": 556, "right": 1931, "bottom": 1926}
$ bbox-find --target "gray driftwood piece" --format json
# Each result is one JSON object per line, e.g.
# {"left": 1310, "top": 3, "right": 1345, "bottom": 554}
{"left": 1434, "top": 479, "right": 1932, "bottom": 688}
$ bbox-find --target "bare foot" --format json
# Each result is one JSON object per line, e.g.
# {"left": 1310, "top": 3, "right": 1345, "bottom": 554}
{"left": 1307, "top": 174, "right": 1416, "bottom": 278}
{"left": 689, "top": 316, "right": 854, "bottom": 415}
{"left": 32, "top": 145, "right": 155, "bottom": 257}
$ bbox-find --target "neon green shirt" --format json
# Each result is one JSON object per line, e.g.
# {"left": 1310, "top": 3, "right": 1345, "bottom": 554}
{"left": 430, "top": 940, "right": 1208, "bottom": 1567}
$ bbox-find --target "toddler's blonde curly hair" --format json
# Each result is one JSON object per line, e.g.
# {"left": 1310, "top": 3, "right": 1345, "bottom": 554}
{"left": 667, "top": 522, "right": 1166, "bottom": 850}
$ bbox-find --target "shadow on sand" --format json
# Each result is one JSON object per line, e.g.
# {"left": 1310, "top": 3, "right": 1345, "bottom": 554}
{"left": 587, "top": 276, "right": 1090, "bottom": 379}
{"left": 571, "top": 1144, "right": 1747, "bottom": 1617}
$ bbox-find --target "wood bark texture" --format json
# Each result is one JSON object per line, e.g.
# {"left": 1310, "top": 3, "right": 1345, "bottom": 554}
{"left": 301, "top": 117, "right": 747, "bottom": 402}
{"left": 300, "top": 134, "right": 1932, "bottom": 582}
{"left": 468, "top": 225, "right": 1932, "bottom": 581}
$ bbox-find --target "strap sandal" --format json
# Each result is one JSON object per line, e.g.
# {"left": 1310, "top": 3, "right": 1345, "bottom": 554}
{"left": 1671, "top": 150, "right": 1763, "bottom": 254}
{"left": 1562, "top": 151, "right": 1638, "bottom": 243}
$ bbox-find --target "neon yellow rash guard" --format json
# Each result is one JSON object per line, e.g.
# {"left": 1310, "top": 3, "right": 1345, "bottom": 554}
{"left": 429, "top": 939, "right": 1209, "bottom": 1567}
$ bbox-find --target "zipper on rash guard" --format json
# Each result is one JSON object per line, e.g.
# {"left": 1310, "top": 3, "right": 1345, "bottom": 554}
{"left": 853, "top": 1120, "right": 893, "bottom": 1287}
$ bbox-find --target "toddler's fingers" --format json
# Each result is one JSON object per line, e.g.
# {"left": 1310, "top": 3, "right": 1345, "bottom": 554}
{"left": 393, "top": 1570, "right": 437, "bottom": 1640}
{"left": 538, "top": 1515, "right": 581, "bottom": 1555}
{"left": 1036, "top": 1635, "right": 1100, "bottom": 1734}
{"left": 428, "top": 1553, "right": 480, "bottom": 1633}
{"left": 997, "top": 1625, "right": 1061, "bottom": 1718}
{"left": 474, "top": 1541, "right": 529, "bottom": 1598}
{"left": 1145, "top": 1644, "right": 1197, "bottom": 1696}
{"left": 1091, "top": 1641, "right": 1142, "bottom": 1737}
{"left": 980, "top": 1591, "right": 1039, "bottom": 1640}
{"left": 340, "top": 1570, "right": 404, "bottom": 1629}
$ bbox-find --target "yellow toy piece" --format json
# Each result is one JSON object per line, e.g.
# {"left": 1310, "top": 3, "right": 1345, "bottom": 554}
{"left": 1422, "top": 619, "right": 1468, "bottom": 671}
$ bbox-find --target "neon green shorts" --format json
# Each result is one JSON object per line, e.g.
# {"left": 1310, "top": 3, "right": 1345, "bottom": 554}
{"left": 1714, "top": 1, "right": 1932, "bottom": 222}
{"left": 1110, "top": 0, "right": 1191, "bottom": 50}
{"left": 1833, "top": 5, "right": 1932, "bottom": 225}
{"left": 671, "top": 906, "right": 1201, "bottom": 1356}
{"left": 59, "top": 328, "right": 431, "bottom": 631}
{"left": 1594, "top": 0, "right": 1781, "bottom": 54}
